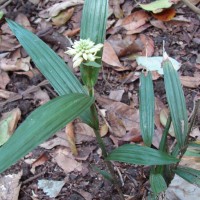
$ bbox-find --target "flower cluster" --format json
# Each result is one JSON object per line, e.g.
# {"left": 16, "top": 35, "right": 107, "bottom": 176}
{"left": 65, "top": 39, "right": 103, "bottom": 68}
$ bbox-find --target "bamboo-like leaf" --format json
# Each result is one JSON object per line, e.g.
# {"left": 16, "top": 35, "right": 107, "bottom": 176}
{"left": 0, "top": 94, "right": 94, "bottom": 173}
{"left": 6, "top": 19, "right": 86, "bottom": 96}
{"left": 175, "top": 166, "right": 200, "bottom": 187}
{"left": 163, "top": 58, "right": 188, "bottom": 149}
{"left": 150, "top": 173, "right": 167, "bottom": 194}
{"left": 80, "top": 0, "right": 108, "bottom": 44}
{"left": 139, "top": 71, "right": 155, "bottom": 146}
{"left": 92, "top": 165, "right": 113, "bottom": 182}
{"left": 106, "top": 144, "right": 179, "bottom": 165}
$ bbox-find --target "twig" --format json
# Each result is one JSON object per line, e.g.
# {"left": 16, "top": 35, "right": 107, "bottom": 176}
{"left": 22, "top": 171, "right": 45, "bottom": 185}
{"left": 0, "top": 0, "right": 12, "bottom": 9}
{"left": 181, "top": 0, "right": 200, "bottom": 15}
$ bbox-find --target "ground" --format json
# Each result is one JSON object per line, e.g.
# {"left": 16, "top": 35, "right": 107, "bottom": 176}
{"left": 0, "top": 0, "right": 200, "bottom": 200}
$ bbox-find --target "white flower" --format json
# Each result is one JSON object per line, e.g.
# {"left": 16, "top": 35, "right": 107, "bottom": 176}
{"left": 65, "top": 39, "right": 103, "bottom": 68}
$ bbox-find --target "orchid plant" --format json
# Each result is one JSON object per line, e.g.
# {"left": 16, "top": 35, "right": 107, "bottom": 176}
{"left": 0, "top": 0, "right": 200, "bottom": 199}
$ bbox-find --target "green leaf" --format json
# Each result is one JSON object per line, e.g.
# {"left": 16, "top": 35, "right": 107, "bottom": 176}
{"left": 0, "top": 94, "right": 94, "bottom": 173}
{"left": 83, "top": 61, "right": 101, "bottom": 68}
{"left": 80, "top": 0, "right": 108, "bottom": 44}
{"left": 106, "top": 144, "right": 179, "bottom": 165}
{"left": 175, "top": 166, "right": 200, "bottom": 187}
{"left": 6, "top": 19, "right": 86, "bottom": 96}
{"left": 91, "top": 165, "right": 113, "bottom": 182}
{"left": 0, "top": 11, "right": 4, "bottom": 20}
{"left": 163, "top": 58, "right": 188, "bottom": 149}
{"left": 139, "top": 71, "right": 155, "bottom": 146}
{"left": 150, "top": 173, "right": 167, "bottom": 194}
{"left": 140, "top": 0, "right": 172, "bottom": 13}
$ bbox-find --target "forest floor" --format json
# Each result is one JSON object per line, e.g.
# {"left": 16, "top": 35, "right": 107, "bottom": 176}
{"left": 0, "top": 0, "right": 200, "bottom": 200}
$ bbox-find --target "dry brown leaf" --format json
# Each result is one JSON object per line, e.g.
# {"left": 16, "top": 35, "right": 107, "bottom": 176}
{"left": 33, "top": 89, "right": 50, "bottom": 105}
{"left": 0, "top": 71, "right": 10, "bottom": 89}
{"left": 96, "top": 95, "right": 140, "bottom": 134}
{"left": 110, "top": 0, "right": 124, "bottom": 19}
{"left": 102, "top": 42, "right": 125, "bottom": 70}
{"left": 65, "top": 122, "right": 77, "bottom": 156}
{"left": 0, "top": 35, "right": 18, "bottom": 52}
{"left": 74, "top": 123, "right": 95, "bottom": 137}
{"left": 63, "top": 28, "right": 80, "bottom": 37}
{"left": 127, "top": 24, "right": 151, "bottom": 35}
{"left": 52, "top": 7, "right": 74, "bottom": 26}
{"left": 0, "top": 89, "right": 16, "bottom": 99}
{"left": 40, "top": 136, "right": 69, "bottom": 149}
{"left": 100, "top": 123, "right": 109, "bottom": 137}
{"left": 152, "top": 8, "right": 176, "bottom": 22}
{"left": 15, "top": 68, "right": 41, "bottom": 79}
{"left": 31, "top": 153, "right": 49, "bottom": 174}
{"left": 0, "top": 57, "right": 30, "bottom": 72}
{"left": 39, "top": 0, "right": 84, "bottom": 18}
{"left": 107, "top": 112, "right": 126, "bottom": 137}
{"left": 140, "top": 34, "right": 155, "bottom": 56}
{"left": 180, "top": 76, "right": 200, "bottom": 88}
{"left": 109, "top": 90, "right": 124, "bottom": 102}
{"left": 0, "top": 171, "right": 23, "bottom": 200}
{"left": 15, "top": 13, "right": 34, "bottom": 32}
{"left": 150, "top": 20, "right": 167, "bottom": 30}
{"left": 53, "top": 147, "right": 82, "bottom": 173}
{"left": 0, "top": 108, "right": 21, "bottom": 146}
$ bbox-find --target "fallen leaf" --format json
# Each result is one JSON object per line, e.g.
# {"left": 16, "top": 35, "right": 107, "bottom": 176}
{"left": 102, "top": 42, "right": 124, "bottom": 70}
{"left": 150, "top": 20, "right": 167, "bottom": 30}
{"left": 166, "top": 175, "right": 200, "bottom": 200}
{"left": 0, "top": 171, "right": 23, "bottom": 200}
{"left": 52, "top": 7, "right": 74, "bottom": 26}
{"left": 110, "top": 0, "right": 124, "bottom": 19}
{"left": 0, "top": 57, "right": 30, "bottom": 71}
{"left": 15, "top": 13, "right": 33, "bottom": 31}
{"left": 75, "top": 189, "right": 93, "bottom": 200}
{"left": 0, "top": 108, "right": 21, "bottom": 146}
{"left": 31, "top": 153, "right": 49, "bottom": 174}
{"left": 40, "top": 136, "right": 69, "bottom": 149}
{"left": 33, "top": 89, "right": 50, "bottom": 105}
{"left": 0, "top": 71, "right": 10, "bottom": 89}
{"left": 109, "top": 90, "right": 124, "bottom": 102}
{"left": 39, "top": 0, "right": 84, "bottom": 18}
{"left": 140, "top": 0, "right": 173, "bottom": 13}
{"left": 38, "top": 179, "right": 65, "bottom": 198}
{"left": 53, "top": 147, "right": 82, "bottom": 173}
{"left": 66, "top": 122, "right": 77, "bottom": 156}
{"left": 190, "top": 128, "right": 200, "bottom": 140}
{"left": 100, "top": 123, "right": 109, "bottom": 137}
{"left": 0, "top": 35, "right": 18, "bottom": 51}
{"left": 139, "top": 34, "right": 155, "bottom": 57}
{"left": 152, "top": 8, "right": 176, "bottom": 21}
{"left": 74, "top": 123, "right": 96, "bottom": 137}
{"left": 96, "top": 95, "right": 140, "bottom": 134}
{"left": 0, "top": 89, "right": 16, "bottom": 99}
{"left": 180, "top": 76, "right": 200, "bottom": 88}
{"left": 136, "top": 56, "right": 180, "bottom": 74}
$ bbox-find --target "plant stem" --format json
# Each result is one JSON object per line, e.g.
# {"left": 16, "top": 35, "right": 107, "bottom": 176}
{"left": 93, "top": 128, "right": 125, "bottom": 200}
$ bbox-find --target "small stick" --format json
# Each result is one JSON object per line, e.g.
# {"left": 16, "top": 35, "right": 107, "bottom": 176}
{"left": 22, "top": 171, "right": 45, "bottom": 185}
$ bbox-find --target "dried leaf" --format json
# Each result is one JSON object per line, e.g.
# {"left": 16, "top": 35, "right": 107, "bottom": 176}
{"left": 31, "top": 153, "right": 49, "bottom": 174}
{"left": 0, "top": 71, "right": 10, "bottom": 89}
{"left": 109, "top": 90, "right": 124, "bottom": 101}
{"left": 38, "top": 179, "right": 65, "bottom": 198}
{"left": 0, "top": 57, "right": 30, "bottom": 72}
{"left": 0, "top": 171, "right": 23, "bottom": 200}
{"left": 110, "top": 0, "right": 124, "bottom": 19}
{"left": 180, "top": 76, "right": 200, "bottom": 88}
{"left": 102, "top": 42, "right": 124, "bottom": 69}
{"left": 100, "top": 123, "right": 109, "bottom": 137}
{"left": 150, "top": 20, "right": 167, "bottom": 30}
{"left": 152, "top": 8, "right": 176, "bottom": 22}
{"left": 140, "top": 34, "right": 155, "bottom": 57}
{"left": 0, "top": 108, "right": 21, "bottom": 146}
{"left": 33, "top": 89, "right": 50, "bottom": 105}
{"left": 52, "top": 8, "right": 74, "bottom": 26}
{"left": 53, "top": 147, "right": 82, "bottom": 173}
{"left": 15, "top": 13, "right": 33, "bottom": 31}
{"left": 0, "top": 89, "right": 16, "bottom": 99}
{"left": 65, "top": 122, "right": 77, "bottom": 156}
{"left": 39, "top": 0, "right": 84, "bottom": 18}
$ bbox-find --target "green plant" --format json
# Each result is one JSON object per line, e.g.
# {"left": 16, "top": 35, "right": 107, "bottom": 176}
{"left": 0, "top": 0, "right": 199, "bottom": 199}
{"left": 106, "top": 53, "right": 200, "bottom": 198}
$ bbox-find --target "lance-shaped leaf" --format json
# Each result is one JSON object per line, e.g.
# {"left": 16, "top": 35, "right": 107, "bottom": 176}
{"left": 175, "top": 166, "right": 200, "bottom": 187}
{"left": 0, "top": 94, "right": 94, "bottom": 173}
{"left": 6, "top": 19, "right": 86, "bottom": 96}
{"left": 163, "top": 58, "right": 188, "bottom": 149}
{"left": 150, "top": 173, "right": 167, "bottom": 194}
{"left": 106, "top": 144, "right": 179, "bottom": 165}
{"left": 139, "top": 71, "right": 155, "bottom": 146}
